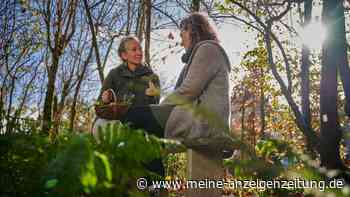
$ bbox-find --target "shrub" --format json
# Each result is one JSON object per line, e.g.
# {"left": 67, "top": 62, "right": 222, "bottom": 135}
{"left": 0, "top": 122, "right": 164, "bottom": 196}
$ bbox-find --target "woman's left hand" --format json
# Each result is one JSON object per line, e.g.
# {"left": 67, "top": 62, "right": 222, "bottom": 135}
{"left": 145, "top": 81, "right": 160, "bottom": 97}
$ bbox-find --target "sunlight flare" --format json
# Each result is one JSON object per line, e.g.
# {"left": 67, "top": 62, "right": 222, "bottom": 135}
{"left": 300, "top": 20, "right": 327, "bottom": 50}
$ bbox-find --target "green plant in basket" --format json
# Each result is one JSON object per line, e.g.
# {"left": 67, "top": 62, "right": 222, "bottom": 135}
{"left": 119, "top": 92, "right": 135, "bottom": 105}
{"left": 95, "top": 89, "right": 135, "bottom": 120}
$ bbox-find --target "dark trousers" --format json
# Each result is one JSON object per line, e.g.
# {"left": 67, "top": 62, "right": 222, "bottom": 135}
{"left": 120, "top": 104, "right": 174, "bottom": 177}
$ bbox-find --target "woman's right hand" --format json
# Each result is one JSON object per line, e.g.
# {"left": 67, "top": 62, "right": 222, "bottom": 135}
{"left": 145, "top": 81, "right": 160, "bottom": 97}
{"left": 102, "top": 90, "right": 113, "bottom": 104}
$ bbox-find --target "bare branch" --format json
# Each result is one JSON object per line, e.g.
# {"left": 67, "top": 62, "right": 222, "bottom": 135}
{"left": 82, "top": 0, "right": 104, "bottom": 83}
{"left": 152, "top": 5, "right": 179, "bottom": 28}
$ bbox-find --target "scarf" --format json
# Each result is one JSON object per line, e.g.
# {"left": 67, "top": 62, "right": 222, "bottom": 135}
{"left": 181, "top": 48, "right": 193, "bottom": 64}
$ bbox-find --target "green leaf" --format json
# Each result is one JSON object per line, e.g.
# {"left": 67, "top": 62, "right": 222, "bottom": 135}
{"left": 45, "top": 179, "right": 58, "bottom": 189}
{"left": 80, "top": 157, "right": 97, "bottom": 194}
{"left": 94, "top": 151, "right": 112, "bottom": 181}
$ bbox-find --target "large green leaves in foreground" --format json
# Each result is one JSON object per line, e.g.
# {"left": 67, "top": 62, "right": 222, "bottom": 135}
{"left": 0, "top": 122, "right": 167, "bottom": 196}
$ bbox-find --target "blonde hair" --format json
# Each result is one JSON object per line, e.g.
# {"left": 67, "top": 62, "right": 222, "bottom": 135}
{"left": 117, "top": 36, "right": 140, "bottom": 61}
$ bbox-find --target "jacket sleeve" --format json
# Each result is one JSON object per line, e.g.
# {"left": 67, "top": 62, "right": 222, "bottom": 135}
{"left": 162, "top": 43, "right": 223, "bottom": 105}
{"left": 98, "top": 70, "right": 116, "bottom": 101}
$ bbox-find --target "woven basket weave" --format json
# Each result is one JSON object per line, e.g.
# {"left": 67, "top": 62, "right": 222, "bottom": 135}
{"left": 95, "top": 89, "right": 129, "bottom": 120}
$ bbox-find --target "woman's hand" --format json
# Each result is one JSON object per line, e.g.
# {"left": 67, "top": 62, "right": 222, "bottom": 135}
{"left": 102, "top": 90, "right": 113, "bottom": 104}
{"left": 145, "top": 81, "right": 160, "bottom": 97}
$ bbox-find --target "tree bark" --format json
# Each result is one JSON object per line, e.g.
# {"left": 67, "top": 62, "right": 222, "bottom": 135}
{"left": 336, "top": 8, "right": 350, "bottom": 118}
{"left": 259, "top": 67, "right": 266, "bottom": 135}
{"left": 136, "top": 0, "right": 145, "bottom": 43}
{"left": 82, "top": 0, "right": 104, "bottom": 83}
{"left": 240, "top": 89, "right": 247, "bottom": 159}
{"left": 0, "top": 87, "right": 4, "bottom": 132}
{"left": 5, "top": 69, "right": 17, "bottom": 133}
{"left": 126, "top": 0, "right": 132, "bottom": 35}
{"left": 319, "top": 0, "right": 346, "bottom": 169}
{"left": 264, "top": 26, "right": 319, "bottom": 155}
{"left": 231, "top": 1, "right": 319, "bottom": 154}
{"left": 301, "top": 0, "right": 312, "bottom": 131}
{"left": 69, "top": 47, "right": 93, "bottom": 132}
{"left": 42, "top": 55, "right": 60, "bottom": 134}
{"left": 144, "top": 0, "right": 152, "bottom": 65}
{"left": 41, "top": 0, "right": 77, "bottom": 134}
{"left": 52, "top": 78, "right": 72, "bottom": 133}
{"left": 13, "top": 61, "right": 41, "bottom": 127}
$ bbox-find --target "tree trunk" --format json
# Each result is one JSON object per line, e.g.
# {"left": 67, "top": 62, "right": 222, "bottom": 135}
{"left": 259, "top": 67, "right": 265, "bottom": 136}
{"left": 319, "top": 0, "right": 345, "bottom": 170}
{"left": 12, "top": 62, "right": 40, "bottom": 130}
{"left": 339, "top": 51, "right": 350, "bottom": 118}
{"left": 52, "top": 81, "right": 70, "bottom": 133}
{"left": 41, "top": 0, "right": 76, "bottom": 134}
{"left": 0, "top": 91, "right": 4, "bottom": 133}
{"left": 136, "top": 0, "right": 145, "bottom": 43}
{"left": 42, "top": 55, "right": 60, "bottom": 134}
{"left": 264, "top": 26, "right": 319, "bottom": 155}
{"left": 126, "top": 0, "right": 132, "bottom": 35}
{"left": 144, "top": 0, "right": 152, "bottom": 65}
{"left": 5, "top": 72, "right": 16, "bottom": 133}
{"left": 301, "top": 0, "right": 312, "bottom": 130}
{"left": 336, "top": 10, "right": 350, "bottom": 118}
{"left": 240, "top": 89, "right": 247, "bottom": 160}
{"left": 69, "top": 47, "right": 93, "bottom": 132}
{"left": 82, "top": 0, "right": 104, "bottom": 83}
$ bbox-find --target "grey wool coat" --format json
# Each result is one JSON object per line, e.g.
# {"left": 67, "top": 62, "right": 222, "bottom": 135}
{"left": 161, "top": 40, "right": 233, "bottom": 150}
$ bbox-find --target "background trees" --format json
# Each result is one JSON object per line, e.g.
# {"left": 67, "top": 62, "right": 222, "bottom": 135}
{"left": 1, "top": 0, "right": 350, "bottom": 180}
{"left": 219, "top": 0, "right": 350, "bottom": 173}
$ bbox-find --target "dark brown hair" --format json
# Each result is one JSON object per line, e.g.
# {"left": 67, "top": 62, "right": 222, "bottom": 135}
{"left": 180, "top": 12, "right": 218, "bottom": 48}
{"left": 117, "top": 36, "right": 140, "bottom": 61}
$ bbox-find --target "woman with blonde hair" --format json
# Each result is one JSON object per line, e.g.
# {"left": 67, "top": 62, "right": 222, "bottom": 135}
{"left": 93, "top": 36, "right": 165, "bottom": 196}
{"left": 99, "top": 36, "right": 160, "bottom": 106}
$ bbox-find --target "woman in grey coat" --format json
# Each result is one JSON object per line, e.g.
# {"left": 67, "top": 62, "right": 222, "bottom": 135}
{"left": 161, "top": 13, "right": 233, "bottom": 151}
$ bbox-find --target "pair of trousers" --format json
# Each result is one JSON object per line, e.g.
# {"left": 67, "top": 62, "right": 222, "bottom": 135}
{"left": 120, "top": 104, "right": 174, "bottom": 177}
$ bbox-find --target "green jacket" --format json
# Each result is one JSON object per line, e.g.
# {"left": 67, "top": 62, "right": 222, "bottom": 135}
{"left": 99, "top": 63, "right": 160, "bottom": 106}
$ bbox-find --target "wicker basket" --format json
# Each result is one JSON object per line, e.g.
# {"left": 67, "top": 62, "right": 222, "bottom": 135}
{"left": 95, "top": 89, "right": 130, "bottom": 120}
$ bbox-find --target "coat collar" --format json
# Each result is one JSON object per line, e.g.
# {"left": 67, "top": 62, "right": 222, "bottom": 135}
{"left": 119, "top": 63, "right": 153, "bottom": 77}
{"left": 174, "top": 40, "right": 231, "bottom": 88}
{"left": 187, "top": 40, "right": 231, "bottom": 72}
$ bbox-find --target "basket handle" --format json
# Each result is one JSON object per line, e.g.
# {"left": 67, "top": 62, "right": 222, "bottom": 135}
{"left": 106, "top": 88, "right": 117, "bottom": 102}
